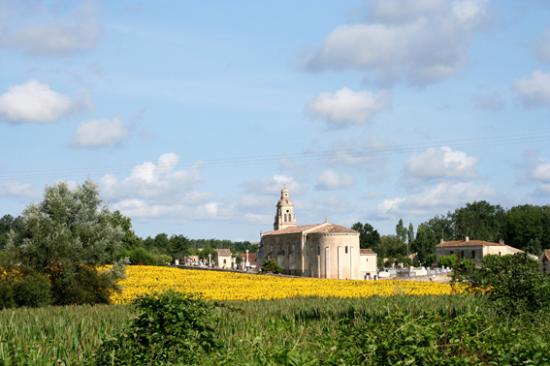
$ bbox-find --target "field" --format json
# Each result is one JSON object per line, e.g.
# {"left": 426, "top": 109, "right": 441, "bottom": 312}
{"left": 110, "top": 265, "right": 456, "bottom": 303}
{"left": 2, "top": 266, "right": 549, "bottom": 365}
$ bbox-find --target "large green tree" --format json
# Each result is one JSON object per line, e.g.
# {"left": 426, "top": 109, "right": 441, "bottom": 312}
{"left": 452, "top": 201, "right": 505, "bottom": 242}
{"left": 351, "top": 222, "right": 381, "bottom": 248}
{"left": 7, "top": 181, "right": 125, "bottom": 305}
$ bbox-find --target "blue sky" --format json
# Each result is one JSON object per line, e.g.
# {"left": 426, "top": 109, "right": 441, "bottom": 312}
{"left": 1, "top": 0, "right": 550, "bottom": 241}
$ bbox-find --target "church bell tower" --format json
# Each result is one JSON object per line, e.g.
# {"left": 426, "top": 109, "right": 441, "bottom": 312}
{"left": 274, "top": 186, "right": 297, "bottom": 230}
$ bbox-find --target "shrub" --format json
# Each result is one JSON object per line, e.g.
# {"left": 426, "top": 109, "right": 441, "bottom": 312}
{"left": 13, "top": 272, "right": 52, "bottom": 307}
{"left": 95, "top": 291, "right": 220, "bottom": 365}
{"left": 466, "top": 253, "right": 550, "bottom": 313}
{"left": 49, "top": 264, "right": 123, "bottom": 305}
{"left": 0, "top": 278, "right": 15, "bottom": 309}
{"left": 261, "top": 259, "right": 282, "bottom": 274}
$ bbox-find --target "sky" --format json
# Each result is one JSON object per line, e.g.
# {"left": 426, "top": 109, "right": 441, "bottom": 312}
{"left": 1, "top": 0, "right": 550, "bottom": 241}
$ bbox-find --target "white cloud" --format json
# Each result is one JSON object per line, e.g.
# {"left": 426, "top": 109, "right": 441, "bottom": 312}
{"left": 304, "top": 0, "right": 488, "bottom": 85}
{"left": 0, "top": 183, "right": 37, "bottom": 199}
{"left": 72, "top": 118, "right": 128, "bottom": 148}
{"left": 377, "top": 181, "right": 495, "bottom": 216}
{"left": 307, "top": 88, "right": 389, "bottom": 126}
{"left": 532, "top": 162, "right": 550, "bottom": 183}
{"left": 407, "top": 146, "right": 477, "bottom": 179}
{"left": 101, "top": 153, "right": 199, "bottom": 200}
{"left": 315, "top": 170, "right": 353, "bottom": 190}
{"left": 0, "top": 1, "right": 99, "bottom": 56}
{"left": 536, "top": 28, "right": 550, "bottom": 64}
{"left": 514, "top": 71, "right": 550, "bottom": 107}
{"left": 0, "top": 80, "right": 79, "bottom": 123}
{"left": 101, "top": 153, "right": 224, "bottom": 221}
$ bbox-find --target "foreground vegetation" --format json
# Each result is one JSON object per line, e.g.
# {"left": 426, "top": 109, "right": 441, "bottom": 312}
{"left": 2, "top": 295, "right": 550, "bottom": 365}
{"left": 110, "top": 265, "right": 455, "bottom": 303}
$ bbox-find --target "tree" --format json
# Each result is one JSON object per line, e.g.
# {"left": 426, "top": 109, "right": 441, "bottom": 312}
{"left": 395, "top": 219, "right": 407, "bottom": 243}
{"left": 452, "top": 201, "right": 505, "bottom": 242}
{"left": 7, "top": 181, "right": 125, "bottom": 305}
{"left": 109, "top": 210, "right": 142, "bottom": 249}
{"left": 351, "top": 222, "right": 381, "bottom": 249}
{"left": 169, "top": 235, "right": 191, "bottom": 259}
{"left": 503, "top": 205, "right": 546, "bottom": 253}
{"left": 375, "top": 235, "right": 407, "bottom": 267}
{"left": 407, "top": 223, "right": 414, "bottom": 245}
{"left": 411, "top": 215, "right": 453, "bottom": 266}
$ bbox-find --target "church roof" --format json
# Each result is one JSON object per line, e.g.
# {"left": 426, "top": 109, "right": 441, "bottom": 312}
{"left": 360, "top": 248, "right": 376, "bottom": 255}
{"left": 262, "top": 223, "right": 357, "bottom": 237}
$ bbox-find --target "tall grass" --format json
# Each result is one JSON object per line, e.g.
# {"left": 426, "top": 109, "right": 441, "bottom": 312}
{"left": 0, "top": 305, "right": 130, "bottom": 366}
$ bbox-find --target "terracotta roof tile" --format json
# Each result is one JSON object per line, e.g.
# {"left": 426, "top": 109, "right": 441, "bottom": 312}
{"left": 360, "top": 248, "right": 376, "bottom": 255}
{"left": 309, "top": 224, "right": 357, "bottom": 234}
{"left": 436, "top": 240, "right": 507, "bottom": 248}
{"left": 261, "top": 224, "right": 323, "bottom": 236}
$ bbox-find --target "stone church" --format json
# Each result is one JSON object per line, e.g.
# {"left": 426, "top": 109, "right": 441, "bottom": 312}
{"left": 258, "top": 186, "right": 365, "bottom": 280}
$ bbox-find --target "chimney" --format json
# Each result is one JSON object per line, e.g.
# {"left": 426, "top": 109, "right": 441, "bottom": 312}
{"left": 499, "top": 239, "right": 504, "bottom": 244}
{"left": 465, "top": 236, "right": 470, "bottom": 242}
{"left": 440, "top": 238, "right": 444, "bottom": 244}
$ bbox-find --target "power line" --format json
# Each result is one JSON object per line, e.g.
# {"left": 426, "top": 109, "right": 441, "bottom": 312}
{"left": 0, "top": 131, "right": 549, "bottom": 183}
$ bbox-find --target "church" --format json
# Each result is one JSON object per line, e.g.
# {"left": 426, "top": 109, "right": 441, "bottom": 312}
{"left": 258, "top": 187, "right": 373, "bottom": 280}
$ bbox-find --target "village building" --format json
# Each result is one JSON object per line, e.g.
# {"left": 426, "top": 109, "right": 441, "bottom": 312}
{"left": 435, "top": 237, "right": 525, "bottom": 263}
{"left": 359, "top": 248, "right": 377, "bottom": 279}
{"left": 214, "top": 248, "right": 232, "bottom": 269}
{"left": 258, "top": 187, "right": 373, "bottom": 280}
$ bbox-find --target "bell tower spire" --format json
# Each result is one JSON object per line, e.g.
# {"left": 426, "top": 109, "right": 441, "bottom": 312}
{"left": 274, "top": 185, "right": 297, "bottom": 230}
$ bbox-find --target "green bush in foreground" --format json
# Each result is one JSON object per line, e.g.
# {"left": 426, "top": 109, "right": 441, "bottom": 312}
{"left": 95, "top": 291, "right": 220, "bottom": 366}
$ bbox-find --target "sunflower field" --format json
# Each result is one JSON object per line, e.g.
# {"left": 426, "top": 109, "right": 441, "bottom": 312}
{"left": 110, "top": 265, "right": 455, "bottom": 303}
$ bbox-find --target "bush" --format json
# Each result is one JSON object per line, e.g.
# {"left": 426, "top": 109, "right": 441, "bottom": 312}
{"left": 466, "top": 253, "right": 550, "bottom": 313}
{"left": 0, "top": 278, "right": 15, "bottom": 309}
{"left": 95, "top": 291, "right": 220, "bottom": 365}
{"left": 261, "top": 259, "right": 282, "bottom": 274}
{"left": 13, "top": 272, "right": 51, "bottom": 307}
{"left": 49, "top": 264, "right": 123, "bottom": 306}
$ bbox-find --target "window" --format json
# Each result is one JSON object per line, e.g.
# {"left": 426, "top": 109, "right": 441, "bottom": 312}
{"left": 471, "top": 250, "right": 475, "bottom": 259}
{"left": 450, "top": 251, "right": 454, "bottom": 255}
{"left": 317, "top": 246, "right": 320, "bottom": 255}
{"left": 460, "top": 250, "right": 464, "bottom": 258}
{"left": 289, "top": 214, "right": 292, "bottom": 221}
{"left": 345, "top": 246, "right": 348, "bottom": 254}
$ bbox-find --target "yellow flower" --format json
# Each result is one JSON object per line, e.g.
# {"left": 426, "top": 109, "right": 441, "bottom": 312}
{"left": 109, "top": 266, "right": 459, "bottom": 304}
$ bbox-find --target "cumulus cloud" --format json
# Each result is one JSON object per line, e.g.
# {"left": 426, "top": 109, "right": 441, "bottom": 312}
{"left": 514, "top": 71, "right": 550, "bottom": 107}
{"left": 315, "top": 170, "right": 353, "bottom": 190}
{"left": 99, "top": 153, "right": 225, "bottom": 221}
{"left": 72, "top": 118, "right": 128, "bottom": 148}
{"left": 0, "top": 183, "right": 37, "bottom": 200}
{"left": 0, "top": 1, "right": 99, "bottom": 56}
{"left": 536, "top": 28, "right": 550, "bottom": 64}
{"left": 532, "top": 162, "right": 550, "bottom": 182}
{"left": 303, "top": 0, "right": 489, "bottom": 85}
{"left": 377, "top": 181, "right": 495, "bottom": 216}
{"left": 307, "top": 88, "right": 390, "bottom": 126}
{"left": 407, "top": 146, "right": 478, "bottom": 179}
{"left": 0, "top": 80, "right": 82, "bottom": 123}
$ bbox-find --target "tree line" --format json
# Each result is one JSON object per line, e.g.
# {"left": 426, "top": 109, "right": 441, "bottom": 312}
{"left": 353, "top": 201, "right": 550, "bottom": 266}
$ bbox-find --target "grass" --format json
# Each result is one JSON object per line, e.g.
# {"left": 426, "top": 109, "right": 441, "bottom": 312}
{"left": 0, "top": 295, "right": 478, "bottom": 366}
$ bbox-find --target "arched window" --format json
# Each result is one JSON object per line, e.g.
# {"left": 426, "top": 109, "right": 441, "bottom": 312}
{"left": 288, "top": 214, "right": 292, "bottom": 221}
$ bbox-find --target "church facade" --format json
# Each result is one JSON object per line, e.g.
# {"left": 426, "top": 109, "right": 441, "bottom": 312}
{"left": 258, "top": 187, "right": 364, "bottom": 280}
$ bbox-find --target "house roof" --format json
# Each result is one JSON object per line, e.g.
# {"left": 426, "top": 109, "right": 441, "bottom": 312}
{"left": 360, "top": 248, "right": 376, "bottom": 255}
{"left": 261, "top": 223, "right": 357, "bottom": 237}
{"left": 216, "top": 248, "right": 232, "bottom": 257}
{"left": 436, "top": 239, "right": 508, "bottom": 248}
{"left": 240, "top": 252, "right": 257, "bottom": 263}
